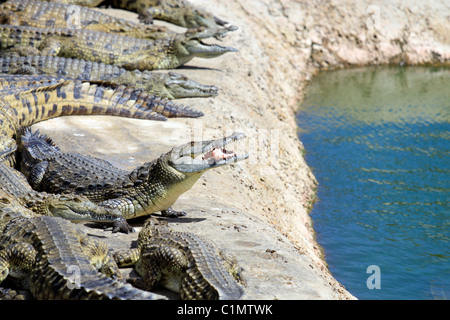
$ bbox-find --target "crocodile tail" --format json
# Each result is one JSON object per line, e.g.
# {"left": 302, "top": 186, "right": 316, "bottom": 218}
{"left": 100, "top": 84, "right": 203, "bottom": 119}
{"left": 144, "top": 95, "right": 204, "bottom": 118}
{"left": 30, "top": 260, "right": 164, "bottom": 300}
{"left": 0, "top": 74, "right": 65, "bottom": 92}
{"left": 6, "top": 80, "right": 169, "bottom": 127}
{"left": 56, "top": 81, "right": 170, "bottom": 121}
{"left": 0, "top": 146, "right": 16, "bottom": 167}
{"left": 62, "top": 80, "right": 204, "bottom": 119}
{"left": 20, "top": 127, "right": 60, "bottom": 160}
{"left": 85, "top": 79, "right": 204, "bottom": 118}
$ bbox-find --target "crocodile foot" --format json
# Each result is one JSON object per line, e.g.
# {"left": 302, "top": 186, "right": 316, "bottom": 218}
{"left": 0, "top": 287, "right": 34, "bottom": 300}
{"left": 89, "top": 218, "right": 135, "bottom": 234}
{"left": 160, "top": 207, "right": 187, "bottom": 218}
{"left": 112, "top": 219, "right": 135, "bottom": 234}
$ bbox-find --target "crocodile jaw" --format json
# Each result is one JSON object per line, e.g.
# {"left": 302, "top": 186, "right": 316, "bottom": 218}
{"left": 184, "top": 39, "right": 237, "bottom": 59}
{"left": 47, "top": 195, "right": 122, "bottom": 222}
{"left": 166, "top": 72, "right": 218, "bottom": 98}
{"left": 169, "top": 132, "right": 248, "bottom": 173}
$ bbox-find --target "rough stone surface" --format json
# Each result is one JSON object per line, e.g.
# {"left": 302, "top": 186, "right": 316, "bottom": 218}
{"left": 31, "top": 0, "right": 450, "bottom": 300}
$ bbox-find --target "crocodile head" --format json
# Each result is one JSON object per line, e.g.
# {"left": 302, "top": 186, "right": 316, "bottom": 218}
{"left": 146, "top": 32, "right": 237, "bottom": 69}
{"left": 136, "top": 217, "right": 166, "bottom": 245}
{"left": 183, "top": 38, "right": 237, "bottom": 59}
{"left": 45, "top": 194, "right": 122, "bottom": 222}
{"left": 173, "top": 32, "right": 238, "bottom": 61}
{"left": 181, "top": 8, "right": 230, "bottom": 29}
{"left": 168, "top": 132, "right": 248, "bottom": 174}
{"left": 0, "top": 190, "right": 36, "bottom": 222}
{"left": 163, "top": 72, "right": 218, "bottom": 99}
{"left": 123, "top": 133, "right": 248, "bottom": 217}
{"left": 185, "top": 24, "right": 238, "bottom": 41}
{"left": 142, "top": 4, "right": 238, "bottom": 37}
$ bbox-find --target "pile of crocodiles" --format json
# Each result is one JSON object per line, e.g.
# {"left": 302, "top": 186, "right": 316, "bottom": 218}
{"left": 0, "top": 0, "right": 248, "bottom": 300}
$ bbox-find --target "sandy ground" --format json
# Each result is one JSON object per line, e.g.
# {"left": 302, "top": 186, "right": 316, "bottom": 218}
{"left": 31, "top": 0, "right": 450, "bottom": 300}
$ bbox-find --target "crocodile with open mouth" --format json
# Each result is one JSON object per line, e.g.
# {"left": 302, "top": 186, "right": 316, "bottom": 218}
{"left": 20, "top": 129, "right": 248, "bottom": 230}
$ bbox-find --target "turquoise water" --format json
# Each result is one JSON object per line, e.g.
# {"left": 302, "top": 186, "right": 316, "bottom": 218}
{"left": 296, "top": 66, "right": 449, "bottom": 300}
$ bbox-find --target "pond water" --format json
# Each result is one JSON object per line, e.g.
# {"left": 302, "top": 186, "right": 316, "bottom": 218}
{"left": 296, "top": 66, "right": 449, "bottom": 300}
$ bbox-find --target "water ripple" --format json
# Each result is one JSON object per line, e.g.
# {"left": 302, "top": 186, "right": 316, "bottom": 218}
{"left": 297, "top": 66, "right": 450, "bottom": 300}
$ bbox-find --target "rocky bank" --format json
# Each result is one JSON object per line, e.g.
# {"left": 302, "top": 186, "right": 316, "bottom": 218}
{"left": 32, "top": 0, "right": 450, "bottom": 299}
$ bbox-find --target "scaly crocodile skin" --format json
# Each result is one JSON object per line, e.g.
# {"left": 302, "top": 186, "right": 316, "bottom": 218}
{"left": 0, "top": 24, "right": 236, "bottom": 71}
{"left": 0, "top": 54, "right": 218, "bottom": 99}
{"left": 0, "top": 202, "right": 165, "bottom": 300}
{"left": 0, "top": 74, "right": 202, "bottom": 165}
{"left": 113, "top": 218, "right": 245, "bottom": 300}
{"left": 20, "top": 130, "right": 248, "bottom": 220}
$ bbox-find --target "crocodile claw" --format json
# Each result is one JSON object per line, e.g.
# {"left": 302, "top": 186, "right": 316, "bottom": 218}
{"left": 112, "top": 218, "right": 135, "bottom": 234}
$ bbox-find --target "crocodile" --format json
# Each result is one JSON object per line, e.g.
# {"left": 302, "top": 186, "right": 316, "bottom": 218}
{"left": 0, "top": 24, "right": 237, "bottom": 71}
{"left": 0, "top": 54, "right": 219, "bottom": 99}
{"left": 20, "top": 129, "right": 248, "bottom": 221}
{"left": 0, "top": 0, "right": 174, "bottom": 40}
{"left": 113, "top": 217, "right": 245, "bottom": 300}
{"left": 0, "top": 194, "right": 165, "bottom": 300}
{"left": 0, "top": 74, "right": 203, "bottom": 166}
{"left": 0, "top": 0, "right": 233, "bottom": 40}
{"left": 0, "top": 159, "right": 123, "bottom": 223}
{"left": 108, "top": 0, "right": 238, "bottom": 34}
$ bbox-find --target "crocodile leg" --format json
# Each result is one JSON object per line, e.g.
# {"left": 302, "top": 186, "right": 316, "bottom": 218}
{"left": 112, "top": 218, "right": 245, "bottom": 299}
{"left": 133, "top": 243, "right": 190, "bottom": 293}
{"left": 38, "top": 38, "right": 62, "bottom": 56}
{"left": 113, "top": 248, "right": 140, "bottom": 268}
{"left": 88, "top": 218, "right": 135, "bottom": 234}
{"left": 78, "top": 230, "right": 123, "bottom": 280}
